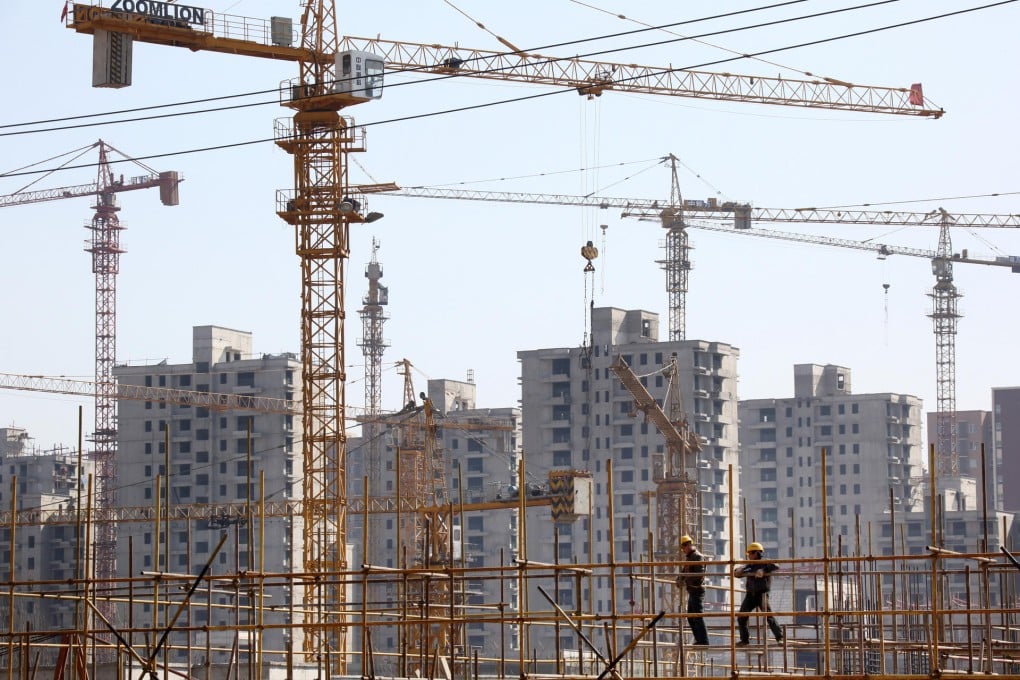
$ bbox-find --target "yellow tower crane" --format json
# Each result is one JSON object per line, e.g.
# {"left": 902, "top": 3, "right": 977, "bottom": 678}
{"left": 65, "top": 3, "right": 943, "bottom": 668}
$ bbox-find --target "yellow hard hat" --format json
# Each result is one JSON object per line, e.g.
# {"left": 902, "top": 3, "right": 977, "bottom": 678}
{"left": 680, "top": 535, "right": 693, "bottom": 546}
{"left": 747, "top": 542, "right": 764, "bottom": 554}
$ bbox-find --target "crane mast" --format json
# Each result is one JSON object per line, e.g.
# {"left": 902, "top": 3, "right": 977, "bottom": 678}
{"left": 659, "top": 154, "right": 691, "bottom": 341}
{"left": 929, "top": 209, "right": 961, "bottom": 478}
{"left": 358, "top": 238, "right": 389, "bottom": 417}
{"left": 357, "top": 239, "right": 389, "bottom": 598}
{"left": 88, "top": 142, "right": 122, "bottom": 632}
{"left": 275, "top": 0, "right": 362, "bottom": 665}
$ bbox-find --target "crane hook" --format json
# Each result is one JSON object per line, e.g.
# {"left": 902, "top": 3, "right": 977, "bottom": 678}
{"left": 581, "top": 240, "right": 599, "bottom": 272}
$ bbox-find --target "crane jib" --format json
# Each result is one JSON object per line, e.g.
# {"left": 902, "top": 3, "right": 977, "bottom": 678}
{"left": 101, "top": 0, "right": 206, "bottom": 25}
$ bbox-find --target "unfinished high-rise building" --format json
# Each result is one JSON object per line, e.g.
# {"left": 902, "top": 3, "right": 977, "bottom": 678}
{"left": 113, "top": 326, "right": 304, "bottom": 665}
{"left": 517, "top": 307, "right": 740, "bottom": 658}
{"left": 739, "top": 364, "right": 927, "bottom": 559}
{"left": 0, "top": 428, "right": 90, "bottom": 665}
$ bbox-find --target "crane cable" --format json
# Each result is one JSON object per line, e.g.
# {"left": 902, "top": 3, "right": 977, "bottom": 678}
{"left": 8, "top": 143, "right": 97, "bottom": 195}
{"left": 570, "top": 0, "right": 859, "bottom": 89}
{"left": 577, "top": 82, "right": 605, "bottom": 351}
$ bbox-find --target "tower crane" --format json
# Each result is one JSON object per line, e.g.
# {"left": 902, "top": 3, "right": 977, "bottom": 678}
{"left": 383, "top": 182, "right": 1020, "bottom": 483}
{"left": 356, "top": 241, "right": 389, "bottom": 630}
{"left": 358, "top": 238, "right": 389, "bottom": 418}
{"left": 0, "top": 139, "right": 180, "bottom": 629}
{"left": 66, "top": 2, "right": 943, "bottom": 667}
{"left": 610, "top": 353, "right": 701, "bottom": 617}
{"left": 623, "top": 206, "right": 1018, "bottom": 483}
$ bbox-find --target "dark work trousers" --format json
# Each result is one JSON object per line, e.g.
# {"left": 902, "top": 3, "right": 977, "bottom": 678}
{"left": 737, "top": 592, "right": 783, "bottom": 642}
{"left": 686, "top": 589, "right": 709, "bottom": 644}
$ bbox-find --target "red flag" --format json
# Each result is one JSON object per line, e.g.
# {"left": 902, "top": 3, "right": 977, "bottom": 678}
{"left": 908, "top": 83, "right": 924, "bottom": 106}
{"left": 60, "top": 1, "right": 69, "bottom": 21}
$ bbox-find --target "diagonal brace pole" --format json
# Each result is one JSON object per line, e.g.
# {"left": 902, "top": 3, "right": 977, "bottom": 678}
{"left": 595, "top": 611, "right": 666, "bottom": 680}
{"left": 143, "top": 531, "right": 229, "bottom": 679}
{"left": 1001, "top": 546, "right": 1020, "bottom": 572}
{"left": 536, "top": 585, "right": 611, "bottom": 666}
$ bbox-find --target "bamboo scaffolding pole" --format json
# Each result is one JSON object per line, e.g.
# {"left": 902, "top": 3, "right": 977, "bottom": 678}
{"left": 7, "top": 476, "right": 16, "bottom": 680}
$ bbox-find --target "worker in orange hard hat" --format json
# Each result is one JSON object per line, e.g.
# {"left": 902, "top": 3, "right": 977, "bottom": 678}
{"left": 676, "top": 535, "right": 710, "bottom": 646}
{"left": 733, "top": 542, "right": 783, "bottom": 646}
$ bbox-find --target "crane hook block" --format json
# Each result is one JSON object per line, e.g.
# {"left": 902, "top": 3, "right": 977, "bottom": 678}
{"left": 581, "top": 240, "right": 599, "bottom": 272}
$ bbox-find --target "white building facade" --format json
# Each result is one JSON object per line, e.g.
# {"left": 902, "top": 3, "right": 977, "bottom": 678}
{"left": 738, "top": 364, "right": 926, "bottom": 559}
{"left": 518, "top": 307, "right": 741, "bottom": 660}
{"left": 113, "top": 326, "right": 303, "bottom": 665}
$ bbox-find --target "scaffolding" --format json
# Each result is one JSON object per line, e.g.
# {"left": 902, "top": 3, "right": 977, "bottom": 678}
{"left": 0, "top": 450, "right": 1017, "bottom": 680}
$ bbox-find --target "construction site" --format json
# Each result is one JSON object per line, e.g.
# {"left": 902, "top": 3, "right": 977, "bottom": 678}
{"left": 2, "top": 1, "right": 1020, "bottom": 679}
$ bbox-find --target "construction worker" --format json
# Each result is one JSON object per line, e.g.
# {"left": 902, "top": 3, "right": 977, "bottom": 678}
{"left": 676, "top": 535, "right": 710, "bottom": 646}
{"left": 733, "top": 542, "right": 783, "bottom": 646}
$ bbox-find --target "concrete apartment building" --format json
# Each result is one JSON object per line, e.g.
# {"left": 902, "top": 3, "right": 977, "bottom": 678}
{"left": 431, "top": 378, "right": 525, "bottom": 664}
{"left": 0, "top": 427, "right": 89, "bottom": 663}
{"left": 113, "top": 326, "right": 304, "bottom": 665}
{"left": 926, "top": 410, "right": 994, "bottom": 499}
{"left": 874, "top": 504, "right": 1017, "bottom": 600}
{"left": 518, "top": 307, "right": 741, "bottom": 659}
{"left": 992, "top": 387, "right": 1020, "bottom": 513}
{"left": 738, "top": 364, "right": 926, "bottom": 559}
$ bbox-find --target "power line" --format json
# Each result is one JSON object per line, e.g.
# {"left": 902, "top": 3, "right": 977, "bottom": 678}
{"left": 808, "top": 190, "right": 1020, "bottom": 210}
{"left": 2, "top": 1, "right": 1014, "bottom": 179}
{"left": 411, "top": 157, "right": 662, "bottom": 189}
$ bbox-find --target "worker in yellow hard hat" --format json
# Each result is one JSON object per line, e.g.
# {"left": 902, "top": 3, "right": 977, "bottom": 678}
{"left": 676, "top": 535, "right": 710, "bottom": 646}
{"left": 732, "top": 542, "right": 783, "bottom": 646}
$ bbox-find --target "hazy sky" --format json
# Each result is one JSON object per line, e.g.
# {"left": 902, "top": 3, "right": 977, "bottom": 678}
{"left": 2, "top": 0, "right": 1018, "bottom": 449}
